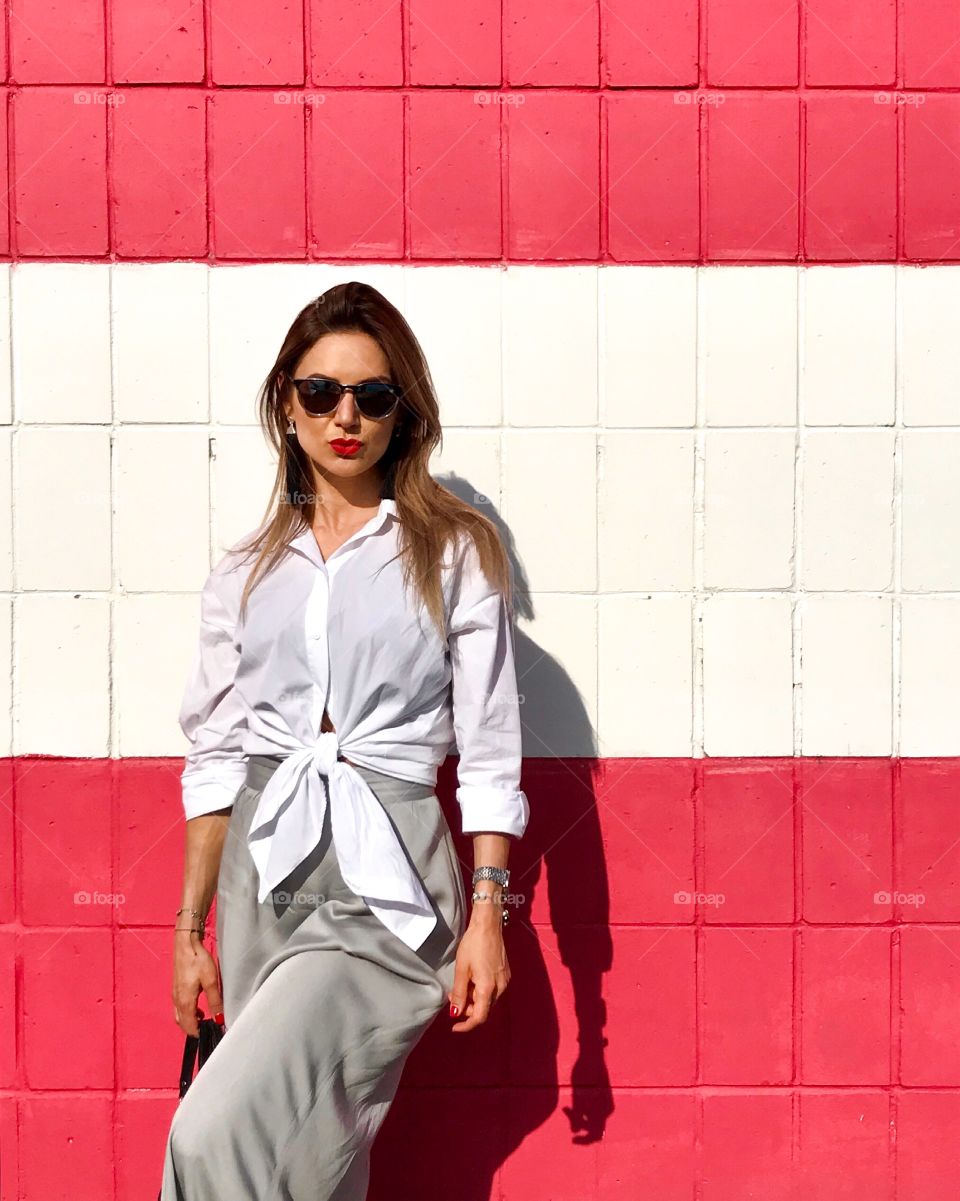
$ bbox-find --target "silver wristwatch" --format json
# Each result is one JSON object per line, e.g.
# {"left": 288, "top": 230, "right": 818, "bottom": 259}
{"left": 472, "top": 865, "right": 510, "bottom": 888}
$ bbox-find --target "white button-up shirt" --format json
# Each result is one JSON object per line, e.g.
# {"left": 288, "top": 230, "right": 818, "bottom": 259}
{"left": 177, "top": 497, "right": 529, "bottom": 951}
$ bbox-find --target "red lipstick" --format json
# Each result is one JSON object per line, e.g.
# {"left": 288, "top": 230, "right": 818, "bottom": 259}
{"left": 329, "top": 439, "right": 362, "bottom": 456}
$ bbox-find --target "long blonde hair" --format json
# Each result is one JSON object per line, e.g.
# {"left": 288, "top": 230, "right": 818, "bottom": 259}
{"left": 231, "top": 281, "right": 512, "bottom": 640}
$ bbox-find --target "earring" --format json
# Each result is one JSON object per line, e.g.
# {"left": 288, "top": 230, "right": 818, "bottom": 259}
{"left": 287, "top": 418, "right": 296, "bottom": 435}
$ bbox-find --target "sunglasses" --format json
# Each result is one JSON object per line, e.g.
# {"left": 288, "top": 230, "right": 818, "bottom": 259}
{"left": 291, "top": 377, "right": 402, "bottom": 420}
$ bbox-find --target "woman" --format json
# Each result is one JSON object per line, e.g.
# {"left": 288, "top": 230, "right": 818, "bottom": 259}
{"left": 159, "top": 281, "right": 529, "bottom": 1199}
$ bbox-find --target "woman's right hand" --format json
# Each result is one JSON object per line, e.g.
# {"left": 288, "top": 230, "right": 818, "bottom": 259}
{"left": 172, "top": 931, "right": 224, "bottom": 1037}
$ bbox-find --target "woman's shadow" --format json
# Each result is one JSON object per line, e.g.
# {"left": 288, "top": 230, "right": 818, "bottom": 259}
{"left": 370, "top": 481, "right": 613, "bottom": 1200}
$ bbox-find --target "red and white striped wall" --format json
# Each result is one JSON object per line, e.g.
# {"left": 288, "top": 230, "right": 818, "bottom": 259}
{"left": 4, "top": 3, "right": 960, "bottom": 1199}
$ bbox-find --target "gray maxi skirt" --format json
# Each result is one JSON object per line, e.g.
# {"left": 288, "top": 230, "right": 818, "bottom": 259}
{"left": 159, "top": 753, "right": 468, "bottom": 1201}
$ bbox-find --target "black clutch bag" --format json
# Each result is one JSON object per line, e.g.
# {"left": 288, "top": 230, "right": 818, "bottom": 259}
{"left": 157, "top": 1015, "right": 226, "bottom": 1200}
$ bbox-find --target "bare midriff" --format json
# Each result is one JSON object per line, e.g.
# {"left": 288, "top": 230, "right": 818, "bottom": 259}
{"left": 321, "top": 707, "right": 359, "bottom": 769}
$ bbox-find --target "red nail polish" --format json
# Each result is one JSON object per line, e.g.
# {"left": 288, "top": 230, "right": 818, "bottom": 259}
{"left": 449, "top": 1003, "right": 459, "bottom": 1017}
{"left": 213, "top": 1011, "right": 225, "bottom": 1026}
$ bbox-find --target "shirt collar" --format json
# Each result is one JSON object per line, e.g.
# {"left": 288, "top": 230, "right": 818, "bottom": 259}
{"left": 287, "top": 497, "right": 398, "bottom": 568}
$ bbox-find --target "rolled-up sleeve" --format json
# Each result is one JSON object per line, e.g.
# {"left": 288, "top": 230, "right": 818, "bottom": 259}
{"left": 178, "top": 566, "right": 248, "bottom": 820}
{"left": 447, "top": 536, "right": 529, "bottom": 839}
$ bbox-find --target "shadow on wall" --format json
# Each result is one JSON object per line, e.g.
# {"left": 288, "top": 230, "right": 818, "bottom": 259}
{"left": 369, "top": 478, "right": 613, "bottom": 1200}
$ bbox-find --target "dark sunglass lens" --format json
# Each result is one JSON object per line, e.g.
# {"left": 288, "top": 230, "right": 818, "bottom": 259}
{"left": 356, "top": 384, "right": 397, "bottom": 419}
{"left": 298, "top": 379, "right": 339, "bottom": 413}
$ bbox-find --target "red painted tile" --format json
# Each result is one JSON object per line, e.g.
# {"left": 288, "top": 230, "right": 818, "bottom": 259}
{"left": 115, "top": 760, "right": 189, "bottom": 926}
{"left": 799, "top": 927, "right": 891, "bottom": 1084}
{"left": 504, "top": 0, "right": 599, "bottom": 86}
{"left": 599, "top": 759, "right": 695, "bottom": 922}
{"left": 18, "top": 1095, "right": 113, "bottom": 1201}
{"left": 902, "top": 0, "right": 960, "bottom": 87}
{"left": 308, "top": 91, "right": 402, "bottom": 259}
{"left": 408, "top": 0, "right": 501, "bottom": 85}
{"left": 900, "top": 927, "right": 960, "bottom": 1085}
{"left": 904, "top": 95, "right": 960, "bottom": 261}
{"left": 702, "top": 760, "right": 795, "bottom": 923}
{"left": 111, "top": 88, "right": 207, "bottom": 260}
{"left": 702, "top": 1093, "right": 794, "bottom": 1201}
{"left": 804, "top": 0, "right": 896, "bottom": 85}
{"left": 506, "top": 91, "right": 600, "bottom": 259}
{"left": 13, "top": 88, "right": 109, "bottom": 256}
{"left": 520, "top": 758, "right": 602, "bottom": 927}
{"left": 211, "top": 90, "right": 305, "bottom": 258}
{"left": 111, "top": 0, "right": 205, "bottom": 83}
{"left": 899, "top": 761, "right": 960, "bottom": 922}
{"left": 371, "top": 1087, "right": 505, "bottom": 1201}
{"left": 705, "top": 0, "right": 799, "bottom": 86}
{"left": 601, "top": 0, "right": 698, "bottom": 86}
{"left": 408, "top": 91, "right": 501, "bottom": 258}
{"left": 0, "top": 931, "right": 14, "bottom": 1088}
{"left": 115, "top": 1093, "right": 179, "bottom": 1201}
{"left": 11, "top": 0, "right": 105, "bottom": 82}
{"left": 0, "top": 1096, "right": 18, "bottom": 1201}
{"left": 209, "top": 0, "right": 304, "bottom": 85}
{"left": 514, "top": 926, "right": 695, "bottom": 1086}
{"left": 896, "top": 1090, "right": 960, "bottom": 1201}
{"left": 804, "top": 93, "right": 896, "bottom": 261}
{"left": 17, "top": 759, "right": 112, "bottom": 927}
{"left": 116, "top": 927, "right": 187, "bottom": 1090}
{"left": 606, "top": 92, "right": 699, "bottom": 262}
{"left": 308, "top": 0, "right": 403, "bottom": 86}
{"left": 704, "top": 92, "right": 800, "bottom": 261}
{"left": 21, "top": 929, "right": 114, "bottom": 1089}
{"left": 0, "top": 760, "right": 14, "bottom": 922}
{"left": 796, "top": 1092, "right": 891, "bottom": 1197}
{"left": 800, "top": 759, "right": 893, "bottom": 923}
{"left": 702, "top": 928, "right": 794, "bottom": 1084}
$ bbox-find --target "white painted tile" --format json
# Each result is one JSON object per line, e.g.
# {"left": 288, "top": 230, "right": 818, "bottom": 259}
{"left": 13, "top": 263, "right": 112, "bottom": 424}
{"left": 16, "top": 594, "right": 110, "bottom": 754}
{"left": 0, "top": 266, "right": 12, "bottom": 425}
{"left": 900, "top": 266, "right": 960, "bottom": 427}
{"left": 211, "top": 426, "right": 279, "bottom": 557}
{"left": 209, "top": 265, "right": 407, "bottom": 425}
{"left": 115, "top": 427, "right": 210, "bottom": 591}
{"left": 600, "top": 265, "right": 696, "bottom": 428}
{"left": 503, "top": 429, "right": 596, "bottom": 592}
{"left": 599, "top": 594, "right": 693, "bottom": 756}
{"left": 702, "top": 593, "right": 794, "bottom": 754}
{"left": 15, "top": 427, "right": 111, "bottom": 591}
{"left": 113, "top": 263, "right": 209, "bottom": 423}
{"left": 0, "top": 429, "right": 11, "bottom": 590}
{"left": 701, "top": 265, "right": 798, "bottom": 426}
{"left": 503, "top": 266, "right": 598, "bottom": 427}
{"left": 404, "top": 265, "right": 502, "bottom": 426}
{"left": 429, "top": 427, "right": 502, "bottom": 520}
{"left": 802, "top": 266, "right": 895, "bottom": 425}
{"left": 599, "top": 430, "right": 694, "bottom": 591}
{"left": 901, "top": 598, "right": 960, "bottom": 755}
{"left": 901, "top": 430, "right": 960, "bottom": 591}
{"left": 0, "top": 597, "right": 10, "bottom": 755}
{"left": 703, "top": 430, "right": 795, "bottom": 589}
{"left": 800, "top": 595, "right": 893, "bottom": 754}
{"left": 801, "top": 429, "right": 895, "bottom": 591}
{"left": 515, "top": 594, "right": 597, "bottom": 757}
{"left": 115, "top": 593, "right": 201, "bottom": 756}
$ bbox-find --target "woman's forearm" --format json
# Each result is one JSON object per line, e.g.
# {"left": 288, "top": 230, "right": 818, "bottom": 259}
{"left": 178, "top": 810, "right": 232, "bottom": 929}
{"left": 468, "top": 832, "right": 512, "bottom": 929}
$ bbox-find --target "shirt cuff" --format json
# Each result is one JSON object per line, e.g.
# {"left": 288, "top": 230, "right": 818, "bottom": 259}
{"left": 182, "top": 763, "right": 249, "bottom": 820}
{"left": 456, "top": 785, "right": 529, "bottom": 838}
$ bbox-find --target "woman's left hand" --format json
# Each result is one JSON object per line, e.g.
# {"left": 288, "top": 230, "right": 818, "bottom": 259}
{"left": 447, "top": 912, "right": 511, "bottom": 1032}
